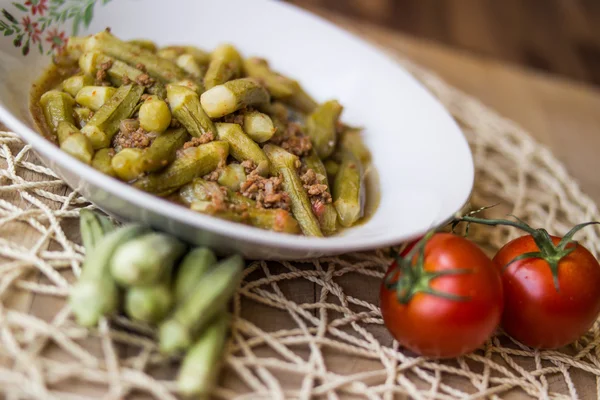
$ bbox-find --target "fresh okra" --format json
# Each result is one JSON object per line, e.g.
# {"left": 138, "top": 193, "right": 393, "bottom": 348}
{"left": 69, "top": 225, "right": 148, "bottom": 326}
{"left": 81, "top": 83, "right": 145, "bottom": 149}
{"left": 83, "top": 31, "right": 187, "bottom": 82}
{"left": 173, "top": 247, "right": 218, "bottom": 304}
{"left": 263, "top": 144, "right": 323, "bottom": 237}
{"left": 110, "top": 232, "right": 186, "bottom": 287}
{"left": 133, "top": 140, "right": 229, "bottom": 195}
{"left": 306, "top": 100, "right": 343, "bottom": 159}
{"left": 79, "top": 209, "right": 115, "bottom": 253}
{"left": 215, "top": 123, "right": 269, "bottom": 176}
{"left": 201, "top": 78, "right": 270, "bottom": 118}
{"left": 158, "top": 254, "right": 244, "bottom": 354}
{"left": 177, "top": 314, "right": 229, "bottom": 397}
{"left": 125, "top": 284, "right": 173, "bottom": 324}
{"left": 75, "top": 86, "right": 117, "bottom": 111}
{"left": 242, "top": 109, "right": 276, "bottom": 143}
{"left": 333, "top": 151, "right": 365, "bottom": 227}
{"left": 203, "top": 43, "right": 242, "bottom": 89}
{"left": 166, "top": 84, "right": 215, "bottom": 137}
{"left": 92, "top": 148, "right": 117, "bottom": 177}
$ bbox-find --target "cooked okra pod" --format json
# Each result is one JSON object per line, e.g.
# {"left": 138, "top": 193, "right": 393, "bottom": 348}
{"left": 176, "top": 54, "right": 205, "bottom": 79}
{"left": 333, "top": 151, "right": 365, "bottom": 227}
{"left": 69, "top": 225, "right": 148, "bottom": 326}
{"left": 62, "top": 74, "right": 94, "bottom": 97}
{"left": 282, "top": 82, "right": 318, "bottom": 114}
{"left": 242, "top": 57, "right": 296, "bottom": 98}
{"left": 172, "top": 79, "right": 202, "bottom": 95}
{"left": 111, "top": 148, "right": 145, "bottom": 181}
{"left": 192, "top": 201, "right": 301, "bottom": 234}
{"left": 242, "top": 110, "right": 276, "bottom": 143}
{"left": 166, "top": 84, "right": 215, "bottom": 137}
{"left": 324, "top": 159, "right": 340, "bottom": 178}
{"left": 263, "top": 144, "right": 323, "bottom": 237}
{"left": 173, "top": 247, "right": 217, "bottom": 304}
{"left": 201, "top": 78, "right": 270, "bottom": 118}
{"left": 139, "top": 97, "right": 171, "bottom": 133}
{"left": 158, "top": 254, "right": 244, "bottom": 354}
{"left": 177, "top": 314, "right": 229, "bottom": 397}
{"left": 110, "top": 232, "right": 186, "bottom": 286}
{"left": 40, "top": 90, "right": 75, "bottom": 134}
{"left": 339, "top": 128, "right": 372, "bottom": 164}
{"left": 133, "top": 140, "right": 229, "bottom": 195}
{"left": 92, "top": 148, "right": 117, "bottom": 177}
{"left": 81, "top": 83, "right": 145, "bottom": 149}
{"left": 83, "top": 31, "right": 187, "bottom": 82}
{"left": 128, "top": 39, "right": 158, "bottom": 53}
{"left": 306, "top": 100, "right": 343, "bottom": 159}
{"left": 75, "top": 86, "right": 116, "bottom": 111}
{"left": 217, "top": 163, "right": 247, "bottom": 191}
{"left": 303, "top": 150, "right": 337, "bottom": 235}
{"left": 158, "top": 45, "right": 211, "bottom": 66}
{"left": 56, "top": 121, "right": 94, "bottom": 164}
{"left": 179, "top": 178, "right": 255, "bottom": 208}
{"left": 74, "top": 107, "right": 93, "bottom": 127}
{"left": 203, "top": 44, "right": 242, "bottom": 89}
{"left": 215, "top": 123, "right": 269, "bottom": 176}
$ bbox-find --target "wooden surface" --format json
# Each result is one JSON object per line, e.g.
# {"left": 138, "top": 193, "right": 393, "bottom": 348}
{"left": 5, "top": 6, "right": 600, "bottom": 400}
{"left": 290, "top": 0, "right": 600, "bottom": 86}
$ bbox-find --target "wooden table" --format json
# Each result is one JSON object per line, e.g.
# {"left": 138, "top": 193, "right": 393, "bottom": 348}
{"left": 4, "top": 6, "right": 600, "bottom": 400}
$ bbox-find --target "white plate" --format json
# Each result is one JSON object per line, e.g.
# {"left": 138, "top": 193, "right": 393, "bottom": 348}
{"left": 0, "top": 0, "right": 473, "bottom": 259}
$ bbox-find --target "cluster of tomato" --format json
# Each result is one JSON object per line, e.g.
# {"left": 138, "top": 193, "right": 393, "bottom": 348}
{"left": 379, "top": 214, "right": 600, "bottom": 358}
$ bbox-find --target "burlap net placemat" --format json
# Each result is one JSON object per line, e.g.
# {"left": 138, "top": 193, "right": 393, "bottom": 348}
{"left": 1, "top": 55, "right": 600, "bottom": 400}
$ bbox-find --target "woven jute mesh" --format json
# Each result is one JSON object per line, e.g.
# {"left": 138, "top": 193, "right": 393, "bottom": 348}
{"left": 1, "top": 56, "right": 600, "bottom": 400}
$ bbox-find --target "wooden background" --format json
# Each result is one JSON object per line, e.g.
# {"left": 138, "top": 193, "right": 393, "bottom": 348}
{"left": 289, "top": 0, "right": 600, "bottom": 86}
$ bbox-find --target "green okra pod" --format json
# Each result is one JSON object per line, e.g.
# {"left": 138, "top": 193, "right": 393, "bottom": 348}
{"left": 81, "top": 83, "right": 145, "bottom": 149}
{"left": 179, "top": 178, "right": 255, "bottom": 208}
{"left": 217, "top": 163, "right": 246, "bottom": 191}
{"left": 281, "top": 82, "right": 318, "bottom": 114}
{"left": 176, "top": 54, "right": 205, "bottom": 79}
{"left": 110, "top": 232, "right": 186, "bottom": 287}
{"left": 111, "top": 148, "right": 145, "bottom": 182}
{"left": 333, "top": 151, "right": 365, "bottom": 227}
{"left": 203, "top": 44, "right": 242, "bottom": 89}
{"left": 74, "top": 107, "right": 93, "bottom": 128}
{"left": 306, "top": 100, "right": 343, "bottom": 159}
{"left": 201, "top": 78, "right": 270, "bottom": 118}
{"left": 57, "top": 121, "right": 94, "bottom": 164}
{"left": 166, "top": 84, "right": 215, "bottom": 138}
{"left": 128, "top": 39, "right": 158, "bottom": 53}
{"left": 215, "top": 123, "right": 269, "bottom": 176}
{"left": 263, "top": 144, "right": 323, "bottom": 237}
{"left": 339, "top": 128, "right": 371, "bottom": 164}
{"left": 242, "top": 57, "right": 296, "bottom": 98}
{"left": 85, "top": 31, "right": 187, "bottom": 82}
{"left": 303, "top": 150, "right": 337, "bottom": 236}
{"left": 324, "top": 159, "right": 340, "bottom": 178}
{"left": 158, "top": 45, "right": 211, "bottom": 66}
{"left": 177, "top": 314, "right": 229, "bottom": 397}
{"left": 242, "top": 109, "right": 276, "bottom": 143}
{"left": 79, "top": 209, "right": 115, "bottom": 253}
{"left": 133, "top": 140, "right": 229, "bottom": 195}
{"left": 158, "top": 254, "right": 244, "bottom": 354}
{"left": 173, "top": 247, "right": 218, "bottom": 304}
{"left": 62, "top": 74, "right": 94, "bottom": 97}
{"left": 140, "top": 127, "right": 189, "bottom": 172}
{"left": 69, "top": 224, "right": 148, "bottom": 326}
{"left": 125, "top": 284, "right": 173, "bottom": 324}
{"left": 191, "top": 201, "right": 301, "bottom": 234}
{"left": 40, "top": 90, "right": 75, "bottom": 134}
{"left": 75, "top": 86, "right": 117, "bottom": 111}
{"left": 92, "top": 148, "right": 117, "bottom": 177}
{"left": 139, "top": 97, "right": 171, "bottom": 133}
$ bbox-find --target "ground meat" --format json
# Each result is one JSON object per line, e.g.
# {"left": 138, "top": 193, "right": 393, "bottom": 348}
{"left": 136, "top": 73, "right": 155, "bottom": 87}
{"left": 135, "top": 63, "right": 147, "bottom": 72}
{"left": 203, "top": 168, "right": 221, "bottom": 182}
{"left": 240, "top": 170, "right": 291, "bottom": 210}
{"left": 95, "top": 60, "right": 113, "bottom": 86}
{"left": 301, "top": 168, "right": 332, "bottom": 205}
{"left": 182, "top": 132, "right": 215, "bottom": 149}
{"left": 222, "top": 112, "right": 245, "bottom": 125}
{"left": 270, "top": 122, "right": 313, "bottom": 157}
{"left": 122, "top": 75, "right": 132, "bottom": 85}
{"left": 113, "top": 120, "right": 153, "bottom": 149}
{"left": 170, "top": 118, "right": 181, "bottom": 128}
{"left": 241, "top": 160, "right": 256, "bottom": 174}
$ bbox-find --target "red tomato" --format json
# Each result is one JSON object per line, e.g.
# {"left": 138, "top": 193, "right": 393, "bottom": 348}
{"left": 380, "top": 233, "right": 503, "bottom": 358}
{"left": 494, "top": 235, "right": 600, "bottom": 349}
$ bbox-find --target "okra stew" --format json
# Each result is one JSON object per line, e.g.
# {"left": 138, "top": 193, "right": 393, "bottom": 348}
{"left": 30, "top": 30, "right": 378, "bottom": 237}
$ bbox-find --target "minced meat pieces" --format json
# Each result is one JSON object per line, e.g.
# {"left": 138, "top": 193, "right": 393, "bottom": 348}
{"left": 241, "top": 160, "right": 256, "bottom": 174}
{"left": 270, "top": 122, "right": 312, "bottom": 157}
{"left": 222, "top": 112, "right": 245, "bottom": 126}
{"left": 240, "top": 170, "right": 291, "bottom": 210}
{"left": 113, "top": 120, "right": 153, "bottom": 150}
{"left": 182, "top": 132, "right": 215, "bottom": 149}
{"left": 136, "top": 73, "right": 155, "bottom": 87}
{"left": 95, "top": 60, "right": 113, "bottom": 86}
{"left": 301, "top": 168, "right": 332, "bottom": 205}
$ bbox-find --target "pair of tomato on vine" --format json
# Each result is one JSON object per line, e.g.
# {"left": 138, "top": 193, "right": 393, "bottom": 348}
{"left": 380, "top": 208, "right": 600, "bottom": 358}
